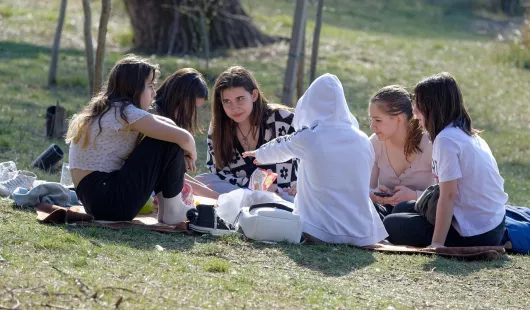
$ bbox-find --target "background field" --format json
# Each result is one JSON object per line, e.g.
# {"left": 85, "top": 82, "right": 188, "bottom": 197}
{"left": 1, "top": 0, "right": 529, "bottom": 308}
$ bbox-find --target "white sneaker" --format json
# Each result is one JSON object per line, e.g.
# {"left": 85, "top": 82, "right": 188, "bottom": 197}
{"left": 0, "top": 170, "right": 37, "bottom": 197}
{"left": 0, "top": 161, "right": 17, "bottom": 182}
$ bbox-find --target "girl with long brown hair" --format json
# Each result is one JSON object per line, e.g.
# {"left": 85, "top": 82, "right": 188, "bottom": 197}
{"left": 154, "top": 68, "right": 220, "bottom": 199}
{"left": 384, "top": 72, "right": 507, "bottom": 248}
{"left": 368, "top": 85, "right": 435, "bottom": 219}
{"left": 67, "top": 55, "right": 196, "bottom": 224}
{"left": 195, "top": 66, "right": 298, "bottom": 196}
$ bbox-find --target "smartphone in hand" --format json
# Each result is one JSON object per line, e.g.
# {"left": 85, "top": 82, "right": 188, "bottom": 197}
{"left": 373, "top": 191, "right": 393, "bottom": 198}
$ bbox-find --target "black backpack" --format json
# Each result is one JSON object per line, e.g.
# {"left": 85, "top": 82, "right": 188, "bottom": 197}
{"left": 414, "top": 184, "right": 440, "bottom": 225}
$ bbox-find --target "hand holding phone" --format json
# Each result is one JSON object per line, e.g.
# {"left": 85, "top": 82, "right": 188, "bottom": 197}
{"left": 373, "top": 191, "right": 393, "bottom": 198}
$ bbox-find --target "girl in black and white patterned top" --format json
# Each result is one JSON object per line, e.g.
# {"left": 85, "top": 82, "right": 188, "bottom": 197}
{"left": 195, "top": 66, "right": 298, "bottom": 195}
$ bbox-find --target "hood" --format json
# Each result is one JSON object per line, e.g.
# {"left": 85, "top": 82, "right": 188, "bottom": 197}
{"left": 292, "top": 73, "right": 359, "bottom": 130}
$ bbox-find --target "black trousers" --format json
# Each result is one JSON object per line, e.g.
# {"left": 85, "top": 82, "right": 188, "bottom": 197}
{"left": 373, "top": 203, "right": 393, "bottom": 221}
{"left": 383, "top": 201, "right": 506, "bottom": 247}
{"left": 76, "top": 137, "right": 186, "bottom": 221}
{"left": 373, "top": 200, "right": 413, "bottom": 221}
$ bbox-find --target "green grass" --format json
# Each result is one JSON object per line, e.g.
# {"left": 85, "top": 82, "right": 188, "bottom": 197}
{"left": 1, "top": 0, "right": 530, "bottom": 308}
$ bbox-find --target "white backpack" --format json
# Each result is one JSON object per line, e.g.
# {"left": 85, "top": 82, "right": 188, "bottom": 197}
{"left": 237, "top": 202, "right": 303, "bottom": 244}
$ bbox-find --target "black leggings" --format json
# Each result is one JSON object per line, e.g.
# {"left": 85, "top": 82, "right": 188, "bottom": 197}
{"left": 383, "top": 201, "right": 505, "bottom": 247}
{"left": 76, "top": 137, "right": 186, "bottom": 221}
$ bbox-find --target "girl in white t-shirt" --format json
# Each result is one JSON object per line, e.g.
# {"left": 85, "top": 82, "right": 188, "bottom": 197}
{"left": 368, "top": 85, "right": 435, "bottom": 219}
{"left": 384, "top": 72, "right": 507, "bottom": 248}
{"left": 67, "top": 55, "right": 197, "bottom": 224}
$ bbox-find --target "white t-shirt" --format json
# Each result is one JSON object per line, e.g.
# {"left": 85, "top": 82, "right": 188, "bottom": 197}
{"left": 432, "top": 124, "right": 507, "bottom": 237}
{"left": 69, "top": 103, "right": 150, "bottom": 173}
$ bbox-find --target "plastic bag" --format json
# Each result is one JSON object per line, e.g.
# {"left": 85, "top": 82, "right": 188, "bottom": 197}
{"left": 249, "top": 168, "right": 277, "bottom": 191}
{"left": 242, "top": 190, "right": 294, "bottom": 209}
{"left": 216, "top": 188, "right": 250, "bottom": 225}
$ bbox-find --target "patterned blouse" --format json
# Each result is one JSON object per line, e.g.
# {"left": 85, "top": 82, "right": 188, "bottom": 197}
{"left": 206, "top": 107, "right": 298, "bottom": 189}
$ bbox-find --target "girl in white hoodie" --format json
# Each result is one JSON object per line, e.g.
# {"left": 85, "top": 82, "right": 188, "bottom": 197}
{"left": 243, "top": 74, "right": 388, "bottom": 246}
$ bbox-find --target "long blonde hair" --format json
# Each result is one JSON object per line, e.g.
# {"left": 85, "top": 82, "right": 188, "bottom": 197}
{"left": 66, "top": 55, "right": 159, "bottom": 148}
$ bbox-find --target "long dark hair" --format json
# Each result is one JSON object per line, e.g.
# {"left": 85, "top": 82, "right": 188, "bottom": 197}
{"left": 413, "top": 72, "right": 480, "bottom": 142}
{"left": 154, "top": 68, "right": 208, "bottom": 135}
{"left": 370, "top": 85, "right": 423, "bottom": 159}
{"left": 212, "top": 66, "right": 288, "bottom": 168}
{"left": 66, "top": 55, "right": 159, "bottom": 148}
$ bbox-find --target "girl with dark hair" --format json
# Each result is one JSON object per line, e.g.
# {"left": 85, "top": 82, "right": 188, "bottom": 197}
{"left": 67, "top": 55, "right": 196, "bottom": 224}
{"left": 384, "top": 72, "right": 507, "bottom": 248}
{"left": 195, "top": 66, "right": 298, "bottom": 196}
{"left": 368, "top": 85, "right": 435, "bottom": 219}
{"left": 154, "top": 68, "right": 220, "bottom": 199}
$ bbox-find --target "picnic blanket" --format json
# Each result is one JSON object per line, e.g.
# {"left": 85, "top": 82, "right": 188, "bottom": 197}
{"left": 363, "top": 243, "right": 506, "bottom": 261}
{"left": 34, "top": 203, "right": 190, "bottom": 233}
{"left": 34, "top": 202, "right": 506, "bottom": 261}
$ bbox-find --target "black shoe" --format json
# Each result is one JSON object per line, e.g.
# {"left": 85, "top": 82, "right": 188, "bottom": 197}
{"left": 187, "top": 204, "right": 236, "bottom": 236}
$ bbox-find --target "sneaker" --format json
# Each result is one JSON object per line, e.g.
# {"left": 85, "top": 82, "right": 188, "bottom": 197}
{"left": 0, "top": 161, "right": 17, "bottom": 182}
{"left": 0, "top": 170, "right": 37, "bottom": 197}
{"left": 187, "top": 204, "right": 237, "bottom": 236}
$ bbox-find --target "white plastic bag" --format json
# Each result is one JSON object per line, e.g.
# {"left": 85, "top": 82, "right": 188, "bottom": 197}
{"left": 216, "top": 189, "right": 250, "bottom": 225}
{"left": 242, "top": 190, "right": 294, "bottom": 209}
{"left": 0, "top": 161, "right": 17, "bottom": 182}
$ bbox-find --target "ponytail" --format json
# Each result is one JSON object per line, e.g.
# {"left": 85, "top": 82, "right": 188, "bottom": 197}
{"left": 404, "top": 118, "right": 423, "bottom": 159}
{"left": 370, "top": 85, "right": 423, "bottom": 160}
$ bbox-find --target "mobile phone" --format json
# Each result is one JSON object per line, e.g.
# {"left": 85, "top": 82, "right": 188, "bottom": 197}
{"left": 373, "top": 191, "right": 393, "bottom": 198}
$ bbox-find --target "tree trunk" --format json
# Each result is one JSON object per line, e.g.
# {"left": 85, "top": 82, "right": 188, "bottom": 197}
{"left": 94, "top": 0, "right": 111, "bottom": 94}
{"left": 309, "top": 0, "right": 324, "bottom": 84}
{"left": 123, "top": 0, "right": 281, "bottom": 55}
{"left": 296, "top": 25, "right": 306, "bottom": 100}
{"left": 281, "top": 0, "right": 308, "bottom": 106}
{"left": 82, "top": 0, "right": 95, "bottom": 96}
{"left": 48, "top": 0, "right": 67, "bottom": 87}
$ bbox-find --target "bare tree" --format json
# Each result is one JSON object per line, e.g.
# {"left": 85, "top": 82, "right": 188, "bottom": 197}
{"left": 309, "top": 0, "right": 324, "bottom": 84}
{"left": 82, "top": 0, "right": 95, "bottom": 95}
{"left": 296, "top": 24, "right": 306, "bottom": 100}
{"left": 123, "top": 0, "right": 281, "bottom": 55}
{"left": 94, "top": 0, "right": 111, "bottom": 94}
{"left": 281, "top": 0, "right": 308, "bottom": 106}
{"left": 48, "top": 0, "right": 68, "bottom": 87}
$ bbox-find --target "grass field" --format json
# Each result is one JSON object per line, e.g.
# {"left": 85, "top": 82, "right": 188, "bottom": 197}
{"left": 1, "top": 0, "right": 530, "bottom": 308}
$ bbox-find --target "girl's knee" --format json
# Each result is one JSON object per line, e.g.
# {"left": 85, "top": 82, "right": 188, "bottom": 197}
{"left": 382, "top": 214, "right": 401, "bottom": 232}
{"left": 392, "top": 200, "right": 416, "bottom": 214}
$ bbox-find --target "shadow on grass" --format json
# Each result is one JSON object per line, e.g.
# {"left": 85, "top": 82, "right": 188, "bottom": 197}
{"left": 270, "top": 242, "right": 376, "bottom": 277}
{"left": 8, "top": 203, "right": 197, "bottom": 252}
{"left": 422, "top": 255, "right": 511, "bottom": 276}
{"left": 66, "top": 224, "right": 199, "bottom": 252}
{"left": 0, "top": 41, "right": 83, "bottom": 60}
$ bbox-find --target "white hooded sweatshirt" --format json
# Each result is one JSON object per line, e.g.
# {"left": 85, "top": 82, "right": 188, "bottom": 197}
{"left": 255, "top": 74, "right": 388, "bottom": 246}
